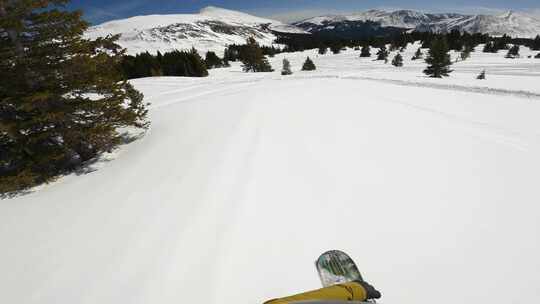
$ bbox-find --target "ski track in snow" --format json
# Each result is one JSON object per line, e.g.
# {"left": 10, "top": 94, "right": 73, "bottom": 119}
{"left": 147, "top": 80, "right": 260, "bottom": 109}
{"left": 2, "top": 42, "right": 540, "bottom": 304}
{"left": 372, "top": 95, "right": 538, "bottom": 152}
{"left": 346, "top": 75, "right": 540, "bottom": 100}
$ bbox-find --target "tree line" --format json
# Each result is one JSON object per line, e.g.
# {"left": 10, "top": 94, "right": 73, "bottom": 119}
{"left": 121, "top": 30, "right": 540, "bottom": 80}
{"left": 274, "top": 30, "right": 540, "bottom": 57}
{"left": 121, "top": 48, "right": 213, "bottom": 79}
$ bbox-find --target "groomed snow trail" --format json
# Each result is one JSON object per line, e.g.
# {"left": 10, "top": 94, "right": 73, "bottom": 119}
{"left": 2, "top": 75, "right": 540, "bottom": 304}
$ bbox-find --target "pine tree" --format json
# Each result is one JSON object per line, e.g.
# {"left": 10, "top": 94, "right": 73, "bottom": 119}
{"left": 446, "top": 29, "right": 464, "bottom": 51}
{"left": 159, "top": 50, "right": 208, "bottom": 77}
{"left": 189, "top": 47, "right": 208, "bottom": 76}
{"left": 505, "top": 45, "right": 520, "bottom": 58}
{"left": 241, "top": 37, "right": 273, "bottom": 72}
{"left": 281, "top": 58, "right": 292, "bottom": 75}
{"left": 121, "top": 51, "right": 161, "bottom": 78}
{"left": 483, "top": 38, "right": 508, "bottom": 53}
{"left": 466, "top": 42, "right": 476, "bottom": 53}
{"left": 224, "top": 47, "right": 237, "bottom": 62}
{"left": 205, "top": 51, "right": 224, "bottom": 69}
{"left": 456, "top": 47, "right": 471, "bottom": 61}
{"left": 330, "top": 44, "right": 341, "bottom": 54}
{"left": 318, "top": 46, "right": 328, "bottom": 55}
{"left": 532, "top": 35, "right": 540, "bottom": 51}
{"left": 423, "top": 37, "right": 453, "bottom": 78}
{"left": 360, "top": 45, "right": 371, "bottom": 57}
{"left": 460, "top": 44, "right": 473, "bottom": 61}
{"left": 376, "top": 46, "right": 389, "bottom": 61}
{"left": 483, "top": 41, "right": 496, "bottom": 53}
{"left": 0, "top": 0, "right": 148, "bottom": 193}
{"left": 477, "top": 70, "right": 486, "bottom": 80}
{"left": 496, "top": 35, "right": 510, "bottom": 50}
{"left": 460, "top": 50, "right": 469, "bottom": 61}
{"left": 391, "top": 53, "right": 403, "bottom": 67}
{"left": 301, "top": 57, "right": 316, "bottom": 71}
{"left": 411, "top": 47, "right": 423, "bottom": 60}
{"left": 121, "top": 50, "right": 209, "bottom": 78}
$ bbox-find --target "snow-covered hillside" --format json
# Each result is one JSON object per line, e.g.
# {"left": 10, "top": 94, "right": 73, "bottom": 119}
{"left": 296, "top": 9, "right": 540, "bottom": 38}
{"left": 86, "top": 7, "right": 540, "bottom": 56}
{"left": 85, "top": 6, "right": 307, "bottom": 55}
{"left": 2, "top": 44, "right": 540, "bottom": 304}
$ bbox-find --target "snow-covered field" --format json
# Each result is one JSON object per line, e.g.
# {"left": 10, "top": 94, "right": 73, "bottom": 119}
{"left": 2, "top": 45, "right": 540, "bottom": 304}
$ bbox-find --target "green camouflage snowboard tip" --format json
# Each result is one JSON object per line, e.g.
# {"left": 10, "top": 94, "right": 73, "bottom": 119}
{"left": 315, "top": 250, "right": 363, "bottom": 287}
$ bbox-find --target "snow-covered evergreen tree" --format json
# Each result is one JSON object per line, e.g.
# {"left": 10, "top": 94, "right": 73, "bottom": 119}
{"left": 281, "top": 58, "right": 293, "bottom": 75}
{"left": 302, "top": 57, "right": 316, "bottom": 71}
{"left": 0, "top": 0, "right": 149, "bottom": 193}
{"left": 477, "top": 70, "right": 486, "bottom": 79}
{"left": 460, "top": 44, "right": 473, "bottom": 61}
{"left": 532, "top": 35, "right": 540, "bottom": 51}
{"left": 376, "top": 46, "right": 389, "bottom": 61}
{"left": 483, "top": 41, "right": 496, "bottom": 53}
{"left": 360, "top": 45, "right": 371, "bottom": 57}
{"left": 330, "top": 44, "right": 341, "bottom": 54}
{"left": 412, "top": 47, "right": 423, "bottom": 60}
{"left": 241, "top": 37, "right": 273, "bottom": 72}
{"left": 505, "top": 45, "right": 520, "bottom": 59}
{"left": 423, "top": 37, "right": 453, "bottom": 78}
{"left": 205, "top": 51, "right": 224, "bottom": 69}
{"left": 391, "top": 53, "right": 403, "bottom": 67}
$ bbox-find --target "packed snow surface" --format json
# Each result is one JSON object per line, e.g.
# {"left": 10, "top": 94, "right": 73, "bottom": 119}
{"left": 2, "top": 44, "right": 540, "bottom": 304}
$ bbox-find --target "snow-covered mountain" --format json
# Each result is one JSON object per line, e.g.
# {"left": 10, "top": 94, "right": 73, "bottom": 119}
{"left": 86, "top": 7, "right": 539, "bottom": 56}
{"left": 85, "top": 6, "right": 307, "bottom": 55}
{"left": 295, "top": 9, "right": 540, "bottom": 38}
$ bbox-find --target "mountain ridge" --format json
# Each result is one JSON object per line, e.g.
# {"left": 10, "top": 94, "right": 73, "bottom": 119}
{"left": 85, "top": 6, "right": 307, "bottom": 55}
{"left": 295, "top": 9, "right": 540, "bottom": 38}
{"left": 86, "top": 7, "right": 540, "bottom": 56}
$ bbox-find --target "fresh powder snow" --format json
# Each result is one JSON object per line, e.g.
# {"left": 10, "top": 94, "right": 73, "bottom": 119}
{"left": 1, "top": 44, "right": 540, "bottom": 304}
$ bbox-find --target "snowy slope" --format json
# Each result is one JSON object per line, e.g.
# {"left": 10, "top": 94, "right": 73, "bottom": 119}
{"left": 297, "top": 9, "right": 457, "bottom": 28}
{"left": 296, "top": 9, "right": 540, "bottom": 38}
{"left": 85, "top": 6, "right": 307, "bottom": 55}
{"left": 2, "top": 46, "right": 540, "bottom": 304}
{"left": 451, "top": 11, "right": 540, "bottom": 38}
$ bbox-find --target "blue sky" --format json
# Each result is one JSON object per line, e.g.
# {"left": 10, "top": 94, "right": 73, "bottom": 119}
{"left": 68, "top": 0, "right": 540, "bottom": 24}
